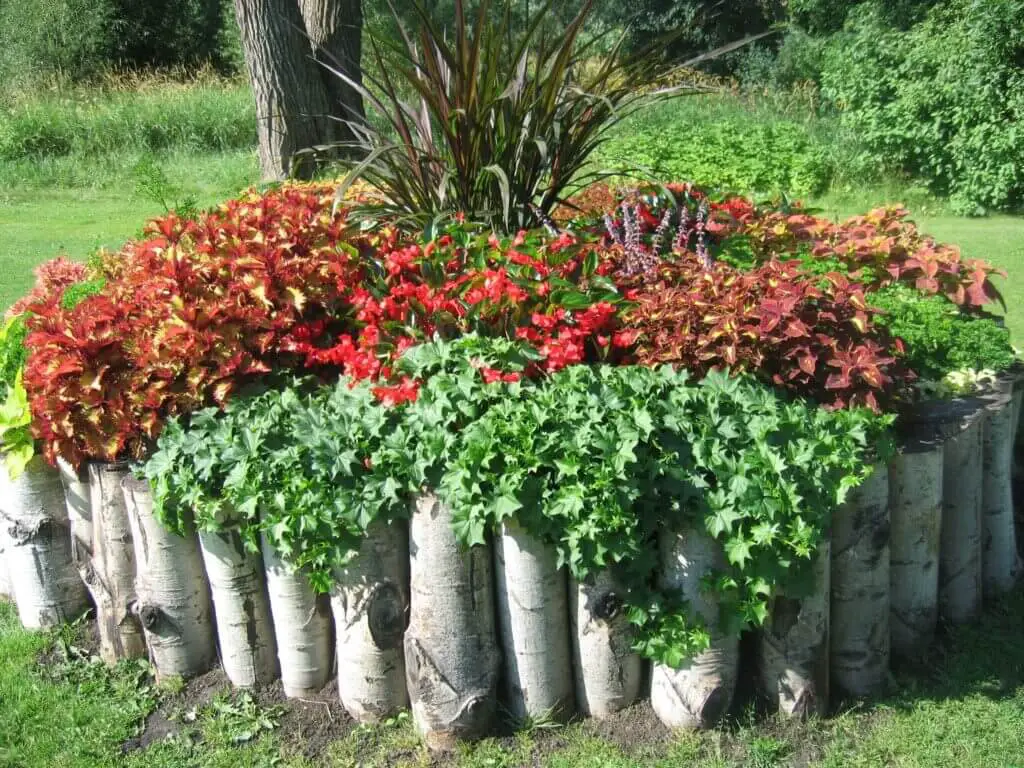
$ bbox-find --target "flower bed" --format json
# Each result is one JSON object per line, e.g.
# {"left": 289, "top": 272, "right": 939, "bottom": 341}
{"left": 0, "top": 179, "right": 1020, "bottom": 747}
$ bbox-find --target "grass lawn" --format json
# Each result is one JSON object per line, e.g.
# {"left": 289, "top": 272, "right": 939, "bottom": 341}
{"left": 2, "top": 591, "right": 1023, "bottom": 767}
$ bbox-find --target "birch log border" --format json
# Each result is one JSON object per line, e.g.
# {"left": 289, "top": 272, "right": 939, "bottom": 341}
{"left": 938, "top": 400, "right": 986, "bottom": 624}
{"left": 981, "top": 391, "right": 1022, "bottom": 596}
{"left": 830, "top": 463, "right": 890, "bottom": 698}
{"left": 495, "top": 520, "right": 575, "bottom": 724}
{"left": 651, "top": 527, "right": 739, "bottom": 730}
{"left": 123, "top": 476, "right": 215, "bottom": 681}
{"left": 759, "top": 541, "right": 830, "bottom": 718}
{"left": 57, "top": 458, "right": 93, "bottom": 580}
{"left": 406, "top": 492, "right": 500, "bottom": 751}
{"left": 888, "top": 439, "right": 943, "bottom": 660}
{"left": 88, "top": 462, "right": 147, "bottom": 664}
{"left": 262, "top": 532, "right": 333, "bottom": 698}
{"left": 569, "top": 570, "right": 643, "bottom": 718}
{"left": 332, "top": 519, "right": 410, "bottom": 722}
{"left": 198, "top": 529, "right": 279, "bottom": 687}
{"left": 0, "top": 458, "right": 11, "bottom": 598}
{"left": 1, "top": 456, "right": 89, "bottom": 629}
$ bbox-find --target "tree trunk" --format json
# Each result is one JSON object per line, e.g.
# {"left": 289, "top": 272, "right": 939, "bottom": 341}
{"left": 89, "top": 463, "right": 147, "bottom": 664}
{"left": 298, "top": 0, "right": 365, "bottom": 129}
{"left": 261, "top": 530, "right": 334, "bottom": 698}
{"left": 405, "top": 493, "right": 500, "bottom": 751}
{"left": 123, "top": 477, "right": 216, "bottom": 681}
{"left": 332, "top": 519, "right": 410, "bottom": 722}
{"left": 759, "top": 542, "right": 830, "bottom": 718}
{"left": 494, "top": 520, "right": 574, "bottom": 724}
{"left": 233, "top": 0, "right": 349, "bottom": 180}
{"left": 569, "top": 570, "right": 643, "bottom": 718}
{"left": 198, "top": 529, "right": 279, "bottom": 687}
{"left": 1, "top": 457, "right": 89, "bottom": 629}
{"left": 829, "top": 463, "right": 889, "bottom": 698}
{"left": 650, "top": 527, "right": 739, "bottom": 730}
{"left": 888, "top": 443, "right": 943, "bottom": 659}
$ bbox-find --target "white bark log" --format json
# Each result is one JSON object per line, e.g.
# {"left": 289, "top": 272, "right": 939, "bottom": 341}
{"left": 0, "top": 460, "right": 12, "bottom": 597}
{"left": 829, "top": 464, "right": 890, "bottom": 698}
{"left": 982, "top": 394, "right": 1022, "bottom": 596}
{"left": 650, "top": 527, "right": 739, "bottom": 730}
{"left": 57, "top": 458, "right": 92, "bottom": 575}
{"left": 123, "top": 476, "right": 215, "bottom": 681}
{"left": 262, "top": 531, "right": 333, "bottom": 698}
{"left": 198, "top": 529, "right": 279, "bottom": 687}
{"left": 405, "top": 493, "right": 500, "bottom": 751}
{"left": 888, "top": 444, "right": 943, "bottom": 659}
{"left": 759, "top": 542, "right": 830, "bottom": 718}
{"left": 494, "top": 520, "right": 575, "bottom": 723}
{"left": 939, "top": 408, "right": 985, "bottom": 623}
{"left": 331, "top": 520, "right": 410, "bottom": 722}
{"left": 0, "top": 456, "right": 89, "bottom": 628}
{"left": 88, "top": 463, "right": 146, "bottom": 664}
{"left": 569, "top": 570, "right": 643, "bottom": 718}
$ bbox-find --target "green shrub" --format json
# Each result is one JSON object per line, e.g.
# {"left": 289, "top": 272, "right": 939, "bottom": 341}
{"left": 869, "top": 285, "right": 1015, "bottom": 381}
{"left": 819, "top": 0, "right": 1024, "bottom": 213}
{"left": 0, "top": 0, "right": 239, "bottom": 92}
{"left": 598, "top": 105, "right": 833, "bottom": 196}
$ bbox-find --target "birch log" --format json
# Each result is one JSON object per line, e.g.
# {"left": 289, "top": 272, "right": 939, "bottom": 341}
{"left": 1, "top": 456, "right": 89, "bottom": 628}
{"left": 759, "top": 542, "right": 830, "bottom": 718}
{"left": 651, "top": 527, "right": 739, "bottom": 730}
{"left": 495, "top": 520, "right": 574, "bottom": 723}
{"left": 569, "top": 570, "right": 643, "bottom": 718}
{"left": 405, "top": 493, "right": 500, "bottom": 751}
{"left": 198, "top": 529, "right": 279, "bottom": 687}
{"left": 0, "top": 460, "right": 11, "bottom": 596}
{"left": 830, "top": 464, "right": 889, "bottom": 697}
{"left": 123, "top": 477, "right": 215, "bottom": 680}
{"left": 888, "top": 443, "right": 943, "bottom": 659}
{"left": 982, "top": 392, "right": 1022, "bottom": 596}
{"left": 262, "top": 532, "right": 333, "bottom": 698}
{"left": 939, "top": 404, "right": 985, "bottom": 623}
{"left": 332, "top": 519, "right": 410, "bottom": 722}
{"left": 57, "top": 458, "right": 92, "bottom": 576}
{"left": 88, "top": 462, "right": 146, "bottom": 664}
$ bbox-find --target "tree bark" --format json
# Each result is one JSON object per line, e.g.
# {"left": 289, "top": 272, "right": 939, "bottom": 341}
{"left": 233, "top": 0, "right": 362, "bottom": 180}
{"left": 299, "top": 0, "right": 365, "bottom": 128}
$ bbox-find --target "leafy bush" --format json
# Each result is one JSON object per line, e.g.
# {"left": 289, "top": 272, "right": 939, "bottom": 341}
{"left": 819, "top": 0, "right": 1024, "bottom": 212}
{"left": 146, "top": 336, "right": 888, "bottom": 665}
{"left": 597, "top": 107, "right": 834, "bottom": 197}
{"left": 869, "top": 285, "right": 1015, "bottom": 381}
{"left": 0, "top": 0, "right": 237, "bottom": 92}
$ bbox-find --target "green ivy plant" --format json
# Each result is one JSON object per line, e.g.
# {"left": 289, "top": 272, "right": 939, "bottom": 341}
{"left": 144, "top": 336, "right": 889, "bottom": 665}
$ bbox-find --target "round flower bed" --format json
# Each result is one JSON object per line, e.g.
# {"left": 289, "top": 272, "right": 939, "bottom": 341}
{"left": 0, "top": 181, "right": 1019, "bottom": 747}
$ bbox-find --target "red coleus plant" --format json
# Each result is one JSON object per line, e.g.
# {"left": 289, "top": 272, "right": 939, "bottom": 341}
{"left": 743, "top": 205, "right": 1004, "bottom": 309}
{"left": 623, "top": 255, "right": 915, "bottom": 411}
{"left": 6, "top": 257, "right": 89, "bottom": 320}
{"left": 23, "top": 185, "right": 370, "bottom": 466}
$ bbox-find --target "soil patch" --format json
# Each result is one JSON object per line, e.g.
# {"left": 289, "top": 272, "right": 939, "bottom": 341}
{"left": 257, "top": 678, "right": 354, "bottom": 760}
{"left": 133, "top": 667, "right": 231, "bottom": 750}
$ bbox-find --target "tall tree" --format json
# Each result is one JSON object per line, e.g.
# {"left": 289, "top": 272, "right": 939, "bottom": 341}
{"left": 233, "top": 0, "right": 364, "bottom": 180}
